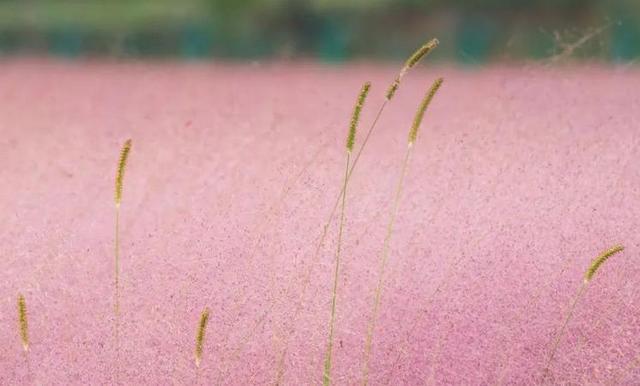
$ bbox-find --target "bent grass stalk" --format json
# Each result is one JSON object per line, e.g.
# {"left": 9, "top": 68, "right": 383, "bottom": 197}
{"left": 114, "top": 138, "right": 132, "bottom": 384}
{"left": 361, "top": 78, "right": 443, "bottom": 385}
{"left": 323, "top": 81, "right": 371, "bottom": 386}
{"left": 541, "top": 245, "right": 624, "bottom": 381}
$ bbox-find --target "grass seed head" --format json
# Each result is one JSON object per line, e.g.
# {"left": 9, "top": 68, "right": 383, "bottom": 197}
{"left": 405, "top": 38, "right": 440, "bottom": 69}
{"left": 115, "top": 139, "right": 132, "bottom": 207}
{"left": 195, "top": 307, "right": 211, "bottom": 368}
{"left": 385, "top": 76, "right": 401, "bottom": 101}
{"left": 584, "top": 245, "right": 624, "bottom": 283}
{"left": 17, "top": 293, "right": 29, "bottom": 351}
{"left": 408, "top": 77, "right": 444, "bottom": 145}
{"left": 386, "top": 37, "right": 439, "bottom": 101}
{"left": 347, "top": 81, "right": 372, "bottom": 152}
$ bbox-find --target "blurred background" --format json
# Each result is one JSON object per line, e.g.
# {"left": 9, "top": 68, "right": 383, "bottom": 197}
{"left": 0, "top": 0, "right": 638, "bottom": 63}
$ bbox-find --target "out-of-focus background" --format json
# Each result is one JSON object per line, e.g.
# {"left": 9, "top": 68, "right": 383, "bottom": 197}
{"left": 0, "top": 0, "right": 638, "bottom": 63}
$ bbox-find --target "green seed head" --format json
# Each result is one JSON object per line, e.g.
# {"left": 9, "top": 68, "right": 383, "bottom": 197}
{"left": 347, "top": 81, "right": 371, "bottom": 152}
{"left": 115, "top": 139, "right": 132, "bottom": 207}
{"left": 386, "top": 37, "right": 439, "bottom": 101}
{"left": 405, "top": 38, "right": 439, "bottom": 69}
{"left": 408, "top": 78, "right": 444, "bottom": 145}
{"left": 584, "top": 245, "right": 624, "bottom": 283}
{"left": 385, "top": 76, "right": 401, "bottom": 101}
{"left": 17, "top": 293, "right": 29, "bottom": 351}
{"left": 195, "top": 307, "right": 210, "bottom": 367}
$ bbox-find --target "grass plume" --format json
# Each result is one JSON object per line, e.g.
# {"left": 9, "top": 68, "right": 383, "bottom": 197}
{"left": 323, "top": 81, "right": 371, "bottom": 386}
{"left": 17, "top": 293, "right": 29, "bottom": 352}
{"left": 195, "top": 307, "right": 211, "bottom": 368}
{"left": 114, "top": 138, "right": 132, "bottom": 384}
{"left": 542, "top": 244, "right": 624, "bottom": 380}
{"left": 361, "top": 78, "right": 443, "bottom": 385}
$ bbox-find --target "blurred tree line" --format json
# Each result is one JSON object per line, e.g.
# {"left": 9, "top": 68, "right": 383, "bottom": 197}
{"left": 0, "top": 0, "right": 638, "bottom": 62}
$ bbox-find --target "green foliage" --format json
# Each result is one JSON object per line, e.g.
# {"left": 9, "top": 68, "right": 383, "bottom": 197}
{"left": 0, "top": 0, "right": 637, "bottom": 60}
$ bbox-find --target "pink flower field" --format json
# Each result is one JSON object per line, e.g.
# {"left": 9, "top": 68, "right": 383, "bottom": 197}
{"left": 0, "top": 59, "right": 639, "bottom": 385}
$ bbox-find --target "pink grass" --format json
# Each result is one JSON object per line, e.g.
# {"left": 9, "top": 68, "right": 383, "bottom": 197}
{"left": 0, "top": 60, "right": 639, "bottom": 384}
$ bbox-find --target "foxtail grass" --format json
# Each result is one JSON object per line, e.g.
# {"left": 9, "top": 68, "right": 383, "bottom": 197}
{"left": 361, "top": 78, "right": 443, "bottom": 385}
{"left": 195, "top": 307, "right": 210, "bottom": 383}
{"left": 114, "top": 138, "right": 132, "bottom": 384}
{"left": 17, "top": 293, "right": 29, "bottom": 352}
{"left": 323, "top": 81, "right": 371, "bottom": 386}
{"left": 267, "top": 38, "right": 440, "bottom": 384}
{"left": 314, "top": 39, "right": 440, "bottom": 279}
{"left": 386, "top": 38, "right": 439, "bottom": 101}
{"left": 17, "top": 293, "right": 32, "bottom": 381}
{"left": 214, "top": 39, "right": 439, "bottom": 384}
{"left": 541, "top": 245, "right": 624, "bottom": 381}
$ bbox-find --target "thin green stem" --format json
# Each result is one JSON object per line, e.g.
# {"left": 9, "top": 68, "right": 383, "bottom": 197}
{"left": 323, "top": 151, "right": 351, "bottom": 386}
{"left": 541, "top": 283, "right": 587, "bottom": 381}
{"left": 114, "top": 205, "right": 121, "bottom": 385}
{"left": 362, "top": 145, "right": 413, "bottom": 386}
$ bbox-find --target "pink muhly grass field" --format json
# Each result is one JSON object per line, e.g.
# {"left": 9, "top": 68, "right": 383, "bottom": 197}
{"left": 0, "top": 59, "right": 639, "bottom": 384}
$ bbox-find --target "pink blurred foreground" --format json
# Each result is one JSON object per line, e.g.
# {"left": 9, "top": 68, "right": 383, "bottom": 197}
{"left": 0, "top": 60, "right": 639, "bottom": 385}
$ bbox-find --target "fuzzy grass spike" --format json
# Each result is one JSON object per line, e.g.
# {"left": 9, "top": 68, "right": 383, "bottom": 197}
{"left": 584, "top": 244, "right": 623, "bottom": 283}
{"left": 347, "top": 82, "right": 371, "bottom": 152}
{"left": 542, "top": 244, "right": 624, "bottom": 380}
{"left": 386, "top": 38, "right": 439, "bottom": 101}
{"left": 17, "top": 293, "right": 29, "bottom": 351}
{"left": 408, "top": 78, "right": 443, "bottom": 145}
{"left": 361, "top": 78, "right": 444, "bottom": 385}
{"left": 323, "top": 81, "right": 371, "bottom": 386}
{"left": 115, "top": 139, "right": 132, "bottom": 207}
{"left": 195, "top": 307, "right": 210, "bottom": 368}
